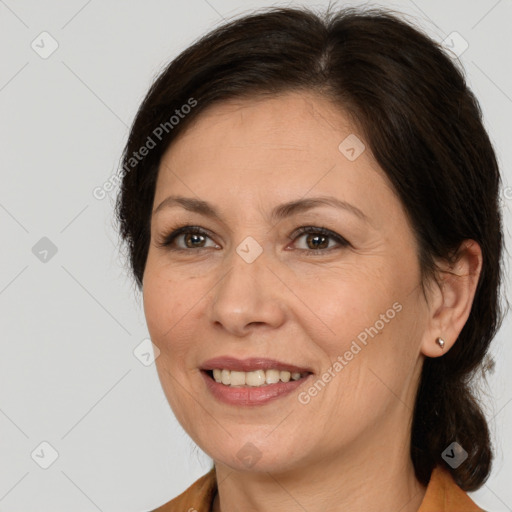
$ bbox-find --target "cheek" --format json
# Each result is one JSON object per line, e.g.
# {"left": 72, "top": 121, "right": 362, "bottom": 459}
{"left": 143, "top": 256, "right": 193, "bottom": 332}
{"left": 142, "top": 263, "right": 210, "bottom": 379}
{"left": 306, "top": 259, "right": 423, "bottom": 385}
{"left": 305, "top": 265, "right": 396, "bottom": 346}
{"left": 143, "top": 278, "right": 170, "bottom": 344}
{"left": 143, "top": 269, "right": 203, "bottom": 420}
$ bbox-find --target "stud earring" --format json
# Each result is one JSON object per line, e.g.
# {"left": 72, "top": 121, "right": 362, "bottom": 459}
{"left": 435, "top": 337, "right": 445, "bottom": 349}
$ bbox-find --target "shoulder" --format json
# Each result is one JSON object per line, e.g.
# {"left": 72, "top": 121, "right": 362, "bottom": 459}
{"left": 418, "top": 465, "right": 485, "bottom": 512}
{"left": 150, "top": 468, "right": 217, "bottom": 512}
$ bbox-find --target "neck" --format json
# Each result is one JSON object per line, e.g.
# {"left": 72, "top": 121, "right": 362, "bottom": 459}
{"left": 211, "top": 417, "right": 426, "bottom": 512}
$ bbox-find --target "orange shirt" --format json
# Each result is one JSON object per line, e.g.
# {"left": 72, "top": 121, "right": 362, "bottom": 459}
{"left": 152, "top": 465, "right": 484, "bottom": 512}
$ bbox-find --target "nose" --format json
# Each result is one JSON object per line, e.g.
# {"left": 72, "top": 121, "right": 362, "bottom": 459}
{"left": 208, "top": 245, "right": 287, "bottom": 337}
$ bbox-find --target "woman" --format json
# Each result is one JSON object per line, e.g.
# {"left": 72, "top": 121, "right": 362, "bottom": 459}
{"left": 115, "top": 5, "right": 504, "bottom": 511}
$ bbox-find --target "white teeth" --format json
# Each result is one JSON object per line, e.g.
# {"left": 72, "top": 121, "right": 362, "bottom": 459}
{"left": 229, "top": 371, "right": 246, "bottom": 386}
{"left": 265, "top": 369, "right": 280, "bottom": 384}
{"left": 280, "top": 370, "right": 291, "bottom": 383}
{"left": 221, "top": 369, "right": 231, "bottom": 385}
{"left": 210, "top": 368, "right": 308, "bottom": 386}
{"left": 246, "top": 370, "right": 266, "bottom": 386}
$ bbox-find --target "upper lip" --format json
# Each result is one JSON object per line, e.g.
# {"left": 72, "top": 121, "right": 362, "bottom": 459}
{"left": 200, "top": 356, "right": 313, "bottom": 374}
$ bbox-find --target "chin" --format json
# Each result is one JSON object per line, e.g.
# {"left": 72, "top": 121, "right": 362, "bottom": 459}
{"left": 205, "top": 437, "right": 306, "bottom": 475}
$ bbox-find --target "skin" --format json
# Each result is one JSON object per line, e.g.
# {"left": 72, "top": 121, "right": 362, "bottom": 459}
{"left": 142, "top": 91, "right": 482, "bottom": 512}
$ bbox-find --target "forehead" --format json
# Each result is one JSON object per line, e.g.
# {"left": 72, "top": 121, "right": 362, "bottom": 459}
{"left": 168, "top": 91, "right": 358, "bottom": 158}
{"left": 155, "top": 91, "right": 400, "bottom": 225}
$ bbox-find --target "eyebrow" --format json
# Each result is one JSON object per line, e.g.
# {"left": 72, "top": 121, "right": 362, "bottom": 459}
{"left": 152, "top": 194, "right": 369, "bottom": 223}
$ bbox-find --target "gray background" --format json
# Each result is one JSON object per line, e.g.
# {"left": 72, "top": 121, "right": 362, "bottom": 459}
{"left": 0, "top": 0, "right": 510, "bottom": 510}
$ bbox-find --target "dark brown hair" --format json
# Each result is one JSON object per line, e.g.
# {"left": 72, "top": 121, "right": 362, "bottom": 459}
{"left": 115, "top": 4, "right": 505, "bottom": 491}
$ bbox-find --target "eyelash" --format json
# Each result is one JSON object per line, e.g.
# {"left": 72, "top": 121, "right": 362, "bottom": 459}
{"left": 155, "top": 224, "right": 350, "bottom": 255}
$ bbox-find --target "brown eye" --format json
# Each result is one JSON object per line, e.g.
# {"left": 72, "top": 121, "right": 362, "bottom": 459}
{"left": 156, "top": 226, "right": 218, "bottom": 251}
{"left": 304, "top": 233, "right": 330, "bottom": 250}
{"left": 183, "top": 232, "right": 207, "bottom": 248}
{"left": 291, "top": 226, "right": 349, "bottom": 253}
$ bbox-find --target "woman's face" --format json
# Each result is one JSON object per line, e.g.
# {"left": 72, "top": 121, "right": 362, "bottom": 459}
{"left": 143, "top": 91, "right": 434, "bottom": 473}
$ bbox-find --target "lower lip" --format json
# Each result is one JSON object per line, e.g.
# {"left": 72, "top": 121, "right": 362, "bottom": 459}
{"left": 201, "top": 370, "right": 312, "bottom": 406}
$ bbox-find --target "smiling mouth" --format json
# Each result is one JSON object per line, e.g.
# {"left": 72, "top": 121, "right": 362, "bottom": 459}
{"left": 203, "top": 369, "right": 312, "bottom": 387}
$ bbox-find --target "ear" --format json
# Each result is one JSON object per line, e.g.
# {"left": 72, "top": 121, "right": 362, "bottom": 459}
{"left": 420, "top": 239, "right": 483, "bottom": 358}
